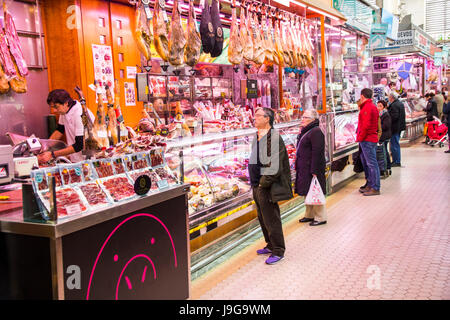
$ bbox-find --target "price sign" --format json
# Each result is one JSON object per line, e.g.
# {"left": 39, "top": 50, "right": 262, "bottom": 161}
{"left": 246, "top": 79, "right": 258, "bottom": 99}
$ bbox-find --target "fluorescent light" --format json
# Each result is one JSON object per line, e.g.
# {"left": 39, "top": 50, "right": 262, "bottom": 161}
{"left": 290, "top": 0, "right": 307, "bottom": 8}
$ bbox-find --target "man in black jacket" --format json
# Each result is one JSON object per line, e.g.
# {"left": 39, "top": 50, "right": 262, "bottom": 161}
{"left": 249, "top": 107, "right": 293, "bottom": 265}
{"left": 387, "top": 92, "right": 406, "bottom": 167}
{"left": 443, "top": 96, "right": 450, "bottom": 154}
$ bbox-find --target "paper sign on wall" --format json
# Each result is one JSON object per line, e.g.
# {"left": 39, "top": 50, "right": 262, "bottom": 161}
{"left": 124, "top": 82, "right": 136, "bottom": 106}
{"left": 92, "top": 44, "right": 115, "bottom": 102}
{"left": 127, "top": 66, "right": 137, "bottom": 79}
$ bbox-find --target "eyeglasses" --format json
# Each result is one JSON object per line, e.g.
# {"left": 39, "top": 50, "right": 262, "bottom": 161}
{"left": 254, "top": 113, "right": 268, "bottom": 118}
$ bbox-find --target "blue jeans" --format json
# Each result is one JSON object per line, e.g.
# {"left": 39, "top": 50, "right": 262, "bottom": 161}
{"left": 390, "top": 133, "right": 401, "bottom": 164}
{"left": 360, "top": 141, "right": 381, "bottom": 191}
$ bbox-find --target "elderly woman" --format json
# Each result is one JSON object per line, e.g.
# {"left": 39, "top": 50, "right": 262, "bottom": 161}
{"left": 295, "top": 109, "right": 327, "bottom": 226}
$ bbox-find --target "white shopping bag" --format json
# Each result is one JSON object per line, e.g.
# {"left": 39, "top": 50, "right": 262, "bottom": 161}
{"left": 305, "top": 176, "right": 326, "bottom": 205}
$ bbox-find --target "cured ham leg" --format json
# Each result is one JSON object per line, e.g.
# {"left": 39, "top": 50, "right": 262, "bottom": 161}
{"left": 168, "top": 0, "right": 186, "bottom": 66}
{"left": 134, "top": 4, "right": 152, "bottom": 62}
{"left": 153, "top": 0, "right": 170, "bottom": 62}
{"left": 240, "top": 2, "right": 253, "bottom": 63}
{"left": 227, "top": 0, "right": 243, "bottom": 65}
{"left": 184, "top": 0, "right": 201, "bottom": 67}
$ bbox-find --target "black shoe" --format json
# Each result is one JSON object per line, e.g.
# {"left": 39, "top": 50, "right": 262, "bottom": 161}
{"left": 360, "top": 182, "right": 368, "bottom": 189}
{"left": 310, "top": 220, "right": 327, "bottom": 226}
{"left": 445, "top": 150, "right": 450, "bottom": 153}
{"left": 388, "top": 169, "right": 392, "bottom": 175}
{"left": 391, "top": 163, "right": 401, "bottom": 167}
{"left": 299, "top": 217, "right": 314, "bottom": 223}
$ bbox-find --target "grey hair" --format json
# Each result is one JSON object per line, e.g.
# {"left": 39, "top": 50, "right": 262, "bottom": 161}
{"left": 303, "top": 108, "right": 319, "bottom": 120}
{"left": 389, "top": 91, "right": 399, "bottom": 100}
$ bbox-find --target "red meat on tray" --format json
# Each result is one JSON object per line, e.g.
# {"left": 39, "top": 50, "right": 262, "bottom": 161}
{"left": 95, "top": 162, "right": 114, "bottom": 178}
{"left": 69, "top": 168, "right": 82, "bottom": 184}
{"left": 80, "top": 183, "right": 109, "bottom": 206}
{"left": 43, "top": 188, "right": 87, "bottom": 217}
{"left": 101, "top": 176, "right": 135, "bottom": 202}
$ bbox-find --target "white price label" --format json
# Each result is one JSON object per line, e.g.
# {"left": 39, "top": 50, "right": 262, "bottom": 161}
{"left": 65, "top": 203, "right": 82, "bottom": 216}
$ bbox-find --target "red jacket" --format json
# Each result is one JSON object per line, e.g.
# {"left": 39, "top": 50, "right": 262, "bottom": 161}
{"left": 356, "top": 99, "right": 379, "bottom": 143}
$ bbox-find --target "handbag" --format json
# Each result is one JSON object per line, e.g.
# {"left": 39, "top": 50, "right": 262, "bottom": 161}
{"left": 305, "top": 176, "right": 326, "bottom": 206}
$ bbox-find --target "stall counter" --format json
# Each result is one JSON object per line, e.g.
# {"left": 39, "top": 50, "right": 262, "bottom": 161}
{"left": 0, "top": 184, "right": 190, "bottom": 300}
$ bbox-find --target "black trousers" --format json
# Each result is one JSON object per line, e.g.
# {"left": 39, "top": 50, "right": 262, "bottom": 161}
{"left": 253, "top": 186, "right": 285, "bottom": 257}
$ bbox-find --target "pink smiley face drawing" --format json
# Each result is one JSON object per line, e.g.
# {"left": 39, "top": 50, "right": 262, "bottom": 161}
{"left": 86, "top": 213, "right": 177, "bottom": 300}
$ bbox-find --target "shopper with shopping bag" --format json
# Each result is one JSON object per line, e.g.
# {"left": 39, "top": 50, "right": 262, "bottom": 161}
{"left": 295, "top": 109, "right": 327, "bottom": 226}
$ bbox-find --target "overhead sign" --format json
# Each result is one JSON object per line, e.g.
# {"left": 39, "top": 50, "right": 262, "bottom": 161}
{"left": 369, "top": 23, "right": 389, "bottom": 49}
{"left": 391, "top": 30, "right": 414, "bottom": 47}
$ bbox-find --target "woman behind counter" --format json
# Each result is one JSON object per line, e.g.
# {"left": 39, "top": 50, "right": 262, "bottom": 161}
{"left": 295, "top": 109, "right": 327, "bottom": 226}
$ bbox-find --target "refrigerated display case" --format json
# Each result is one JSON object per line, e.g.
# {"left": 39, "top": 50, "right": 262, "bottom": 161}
{"left": 165, "top": 120, "right": 304, "bottom": 235}
{"left": 400, "top": 97, "right": 427, "bottom": 142}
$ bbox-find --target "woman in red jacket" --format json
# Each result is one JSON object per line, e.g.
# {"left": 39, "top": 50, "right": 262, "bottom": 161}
{"left": 357, "top": 88, "right": 381, "bottom": 196}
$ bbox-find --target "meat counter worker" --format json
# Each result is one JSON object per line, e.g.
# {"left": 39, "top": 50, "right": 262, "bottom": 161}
{"left": 37, "top": 89, "right": 94, "bottom": 164}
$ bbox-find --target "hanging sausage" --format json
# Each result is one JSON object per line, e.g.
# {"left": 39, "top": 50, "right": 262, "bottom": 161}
{"left": 200, "top": 0, "right": 215, "bottom": 54}
{"left": 210, "top": 0, "right": 224, "bottom": 57}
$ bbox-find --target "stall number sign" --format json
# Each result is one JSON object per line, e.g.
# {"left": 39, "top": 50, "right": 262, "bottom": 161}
{"left": 391, "top": 30, "right": 414, "bottom": 47}
{"left": 247, "top": 79, "right": 258, "bottom": 99}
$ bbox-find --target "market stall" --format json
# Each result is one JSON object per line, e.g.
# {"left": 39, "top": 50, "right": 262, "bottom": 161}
{"left": 0, "top": 0, "right": 350, "bottom": 299}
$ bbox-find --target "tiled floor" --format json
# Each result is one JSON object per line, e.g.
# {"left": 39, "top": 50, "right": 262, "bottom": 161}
{"left": 191, "top": 141, "right": 450, "bottom": 300}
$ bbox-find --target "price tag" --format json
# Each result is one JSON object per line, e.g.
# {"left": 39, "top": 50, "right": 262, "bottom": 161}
{"left": 74, "top": 168, "right": 82, "bottom": 176}
{"left": 35, "top": 172, "right": 43, "bottom": 183}
{"left": 157, "top": 179, "right": 169, "bottom": 190}
{"left": 65, "top": 203, "right": 82, "bottom": 216}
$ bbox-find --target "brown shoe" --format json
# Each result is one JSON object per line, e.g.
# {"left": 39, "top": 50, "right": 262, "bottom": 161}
{"left": 363, "top": 188, "right": 380, "bottom": 196}
{"left": 359, "top": 186, "right": 371, "bottom": 193}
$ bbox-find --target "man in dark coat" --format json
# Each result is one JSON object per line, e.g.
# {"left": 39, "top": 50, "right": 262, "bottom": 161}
{"left": 249, "top": 107, "right": 293, "bottom": 265}
{"left": 388, "top": 91, "right": 406, "bottom": 167}
{"left": 295, "top": 109, "right": 327, "bottom": 226}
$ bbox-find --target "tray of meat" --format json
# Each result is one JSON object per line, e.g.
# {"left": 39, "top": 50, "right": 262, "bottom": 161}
{"left": 82, "top": 162, "right": 95, "bottom": 182}
{"left": 122, "top": 155, "right": 134, "bottom": 172}
{"left": 154, "top": 166, "right": 178, "bottom": 185}
{"left": 128, "top": 169, "right": 160, "bottom": 191}
{"left": 40, "top": 187, "right": 88, "bottom": 218}
{"left": 112, "top": 157, "right": 126, "bottom": 174}
{"left": 131, "top": 152, "right": 150, "bottom": 170}
{"left": 100, "top": 175, "right": 136, "bottom": 202}
{"left": 149, "top": 148, "right": 164, "bottom": 167}
{"left": 31, "top": 169, "right": 48, "bottom": 191}
{"left": 93, "top": 159, "right": 115, "bottom": 179}
{"left": 49, "top": 168, "right": 63, "bottom": 187}
{"left": 78, "top": 182, "right": 111, "bottom": 208}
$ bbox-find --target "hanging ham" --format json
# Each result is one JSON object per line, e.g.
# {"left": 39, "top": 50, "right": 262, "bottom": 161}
{"left": 134, "top": 4, "right": 152, "bottom": 62}
{"left": 185, "top": 0, "right": 202, "bottom": 67}
{"left": 168, "top": 0, "right": 186, "bottom": 66}
{"left": 0, "top": 65, "right": 9, "bottom": 93}
{"left": 261, "top": 7, "right": 274, "bottom": 65}
{"left": 4, "top": 8, "right": 28, "bottom": 77}
{"left": 240, "top": 3, "right": 253, "bottom": 62}
{"left": 227, "top": 0, "right": 243, "bottom": 65}
{"left": 200, "top": 0, "right": 215, "bottom": 54}
{"left": 210, "top": 0, "right": 224, "bottom": 57}
{"left": 250, "top": 8, "right": 265, "bottom": 65}
{"left": 153, "top": 0, "right": 170, "bottom": 62}
{"left": 274, "top": 19, "right": 284, "bottom": 67}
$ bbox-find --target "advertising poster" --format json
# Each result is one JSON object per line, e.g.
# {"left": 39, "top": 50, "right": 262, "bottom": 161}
{"left": 124, "top": 82, "right": 136, "bottom": 106}
{"left": 92, "top": 44, "right": 115, "bottom": 102}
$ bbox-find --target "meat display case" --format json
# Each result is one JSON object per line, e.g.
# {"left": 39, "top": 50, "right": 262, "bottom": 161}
{"left": 0, "top": 148, "right": 191, "bottom": 300}
{"left": 399, "top": 97, "right": 427, "bottom": 142}
{"left": 328, "top": 110, "right": 359, "bottom": 160}
{"left": 165, "top": 120, "right": 302, "bottom": 235}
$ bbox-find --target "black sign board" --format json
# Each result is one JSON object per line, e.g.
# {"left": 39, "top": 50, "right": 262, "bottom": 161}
{"left": 247, "top": 79, "right": 258, "bottom": 99}
{"left": 134, "top": 175, "right": 151, "bottom": 196}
